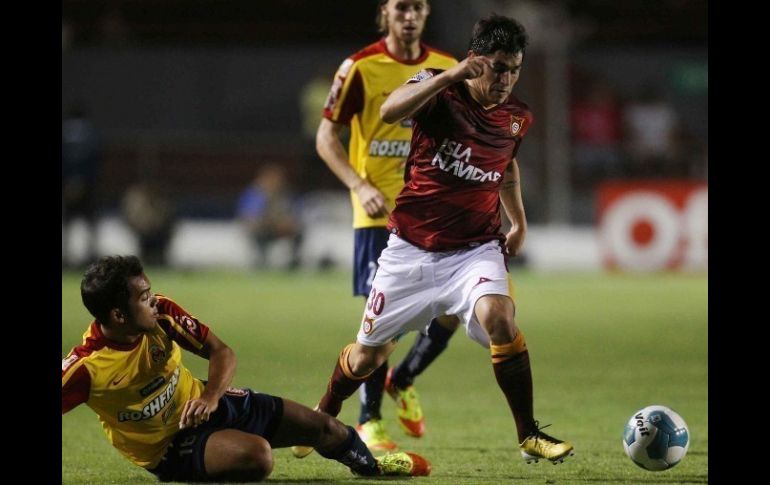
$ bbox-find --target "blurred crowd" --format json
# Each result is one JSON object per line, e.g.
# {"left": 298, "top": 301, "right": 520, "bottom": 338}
{"left": 62, "top": 1, "right": 706, "bottom": 268}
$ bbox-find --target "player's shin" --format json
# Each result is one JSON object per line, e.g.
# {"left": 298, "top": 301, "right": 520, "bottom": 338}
{"left": 359, "top": 361, "right": 388, "bottom": 423}
{"left": 490, "top": 331, "right": 536, "bottom": 442}
{"left": 319, "top": 344, "right": 371, "bottom": 417}
{"left": 317, "top": 425, "right": 379, "bottom": 476}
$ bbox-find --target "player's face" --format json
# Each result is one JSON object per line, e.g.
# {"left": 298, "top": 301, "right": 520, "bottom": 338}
{"left": 125, "top": 273, "right": 159, "bottom": 333}
{"left": 383, "top": 0, "right": 430, "bottom": 44}
{"left": 477, "top": 50, "right": 524, "bottom": 105}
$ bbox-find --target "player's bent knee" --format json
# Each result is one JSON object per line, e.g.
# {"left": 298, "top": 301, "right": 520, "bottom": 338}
{"left": 348, "top": 344, "right": 387, "bottom": 377}
{"left": 480, "top": 311, "right": 515, "bottom": 344}
{"left": 239, "top": 439, "right": 274, "bottom": 481}
{"left": 206, "top": 433, "right": 274, "bottom": 482}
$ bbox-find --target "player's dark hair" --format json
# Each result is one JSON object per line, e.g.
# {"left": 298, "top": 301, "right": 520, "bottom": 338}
{"left": 81, "top": 255, "right": 144, "bottom": 325}
{"left": 468, "top": 14, "right": 528, "bottom": 56}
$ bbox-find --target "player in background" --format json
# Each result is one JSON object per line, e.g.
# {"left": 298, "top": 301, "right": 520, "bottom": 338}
{"left": 62, "top": 255, "right": 430, "bottom": 482}
{"left": 296, "top": 0, "right": 459, "bottom": 456}
{"left": 309, "top": 14, "right": 574, "bottom": 465}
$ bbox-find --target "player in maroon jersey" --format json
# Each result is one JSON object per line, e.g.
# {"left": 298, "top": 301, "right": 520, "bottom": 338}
{"left": 309, "top": 14, "right": 574, "bottom": 465}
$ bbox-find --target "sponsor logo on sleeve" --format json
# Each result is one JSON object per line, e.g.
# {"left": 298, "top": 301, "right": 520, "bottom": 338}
{"left": 408, "top": 69, "right": 434, "bottom": 83}
{"left": 62, "top": 354, "right": 79, "bottom": 372}
{"left": 180, "top": 315, "right": 198, "bottom": 335}
{"left": 337, "top": 58, "right": 354, "bottom": 77}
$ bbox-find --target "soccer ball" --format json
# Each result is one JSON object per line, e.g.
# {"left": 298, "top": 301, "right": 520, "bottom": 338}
{"left": 622, "top": 405, "right": 689, "bottom": 471}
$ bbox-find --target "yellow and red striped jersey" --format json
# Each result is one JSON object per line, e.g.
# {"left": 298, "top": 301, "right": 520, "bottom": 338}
{"left": 323, "top": 38, "right": 457, "bottom": 228}
{"left": 61, "top": 295, "right": 210, "bottom": 469}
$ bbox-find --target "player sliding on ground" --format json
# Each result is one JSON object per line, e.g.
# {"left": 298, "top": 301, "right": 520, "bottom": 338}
{"left": 62, "top": 255, "right": 430, "bottom": 482}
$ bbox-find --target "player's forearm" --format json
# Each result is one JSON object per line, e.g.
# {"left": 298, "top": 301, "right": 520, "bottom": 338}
{"left": 316, "top": 120, "right": 365, "bottom": 191}
{"left": 201, "top": 345, "right": 236, "bottom": 401}
{"left": 380, "top": 71, "right": 457, "bottom": 124}
{"left": 500, "top": 190, "right": 527, "bottom": 231}
{"left": 500, "top": 159, "right": 527, "bottom": 230}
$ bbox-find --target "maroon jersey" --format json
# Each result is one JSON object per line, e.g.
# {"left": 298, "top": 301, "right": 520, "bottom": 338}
{"left": 386, "top": 69, "right": 533, "bottom": 251}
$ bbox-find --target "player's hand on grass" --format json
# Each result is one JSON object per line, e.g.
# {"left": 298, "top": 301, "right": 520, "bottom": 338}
{"left": 179, "top": 396, "right": 219, "bottom": 429}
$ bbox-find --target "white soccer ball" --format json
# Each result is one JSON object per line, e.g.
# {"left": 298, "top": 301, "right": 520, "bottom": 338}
{"left": 622, "top": 405, "right": 690, "bottom": 471}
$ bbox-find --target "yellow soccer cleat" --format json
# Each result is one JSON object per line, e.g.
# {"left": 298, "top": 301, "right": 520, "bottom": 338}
{"left": 385, "top": 367, "right": 426, "bottom": 437}
{"left": 519, "top": 423, "right": 574, "bottom": 464}
{"left": 376, "top": 451, "right": 432, "bottom": 476}
{"left": 355, "top": 419, "right": 398, "bottom": 452}
{"left": 291, "top": 444, "right": 315, "bottom": 459}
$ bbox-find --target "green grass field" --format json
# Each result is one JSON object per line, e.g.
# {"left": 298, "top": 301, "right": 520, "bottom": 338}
{"left": 62, "top": 269, "right": 707, "bottom": 484}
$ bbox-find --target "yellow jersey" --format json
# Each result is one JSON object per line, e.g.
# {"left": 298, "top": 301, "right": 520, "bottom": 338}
{"left": 323, "top": 38, "right": 457, "bottom": 228}
{"left": 62, "top": 295, "right": 209, "bottom": 469}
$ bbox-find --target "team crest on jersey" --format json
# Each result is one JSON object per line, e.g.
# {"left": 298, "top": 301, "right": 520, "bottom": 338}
{"left": 149, "top": 344, "right": 166, "bottom": 364}
{"left": 510, "top": 115, "right": 526, "bottom": 136}
{"left": 362, "top": 316, "right": 375, "bottom": 335}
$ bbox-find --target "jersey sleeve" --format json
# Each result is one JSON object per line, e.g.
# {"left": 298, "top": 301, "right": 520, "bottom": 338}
{"left": 322, "top": 58, "right": 364, "bottom": 125}
{"left": 62, "top": 352, "right": 90, "bottom": 414}
{"left": 407, "top": 68, "right": 443, "bottom": 120}
{"left": 155, "top": 295, "right": 211, "bottom": 356}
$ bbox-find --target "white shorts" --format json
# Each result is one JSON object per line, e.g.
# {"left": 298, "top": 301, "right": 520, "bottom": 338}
{"left": 356, "top": 234, "right": 511, "bottom": 349}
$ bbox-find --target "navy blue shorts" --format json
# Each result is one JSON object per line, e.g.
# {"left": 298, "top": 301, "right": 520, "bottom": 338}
{"left": 353, "top": 227, "right": 390, "bottom": 296}
{"left": 148, "top": 388, "right": 283, "bottom": 482}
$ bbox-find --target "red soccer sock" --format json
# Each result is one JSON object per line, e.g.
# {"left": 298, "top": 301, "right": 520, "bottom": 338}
{"left": 491, "top": 331, "right": 536, "bottom": 443}
{"left": 319, "top": 344, "right": 370, "bottom": 417}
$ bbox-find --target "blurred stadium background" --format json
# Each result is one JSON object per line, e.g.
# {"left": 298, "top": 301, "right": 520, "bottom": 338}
{"left": 62, "top": 2, "right": 707, "bottom": 483}
{"left": 62, "top": 0, "right": 707, "bottom": 274}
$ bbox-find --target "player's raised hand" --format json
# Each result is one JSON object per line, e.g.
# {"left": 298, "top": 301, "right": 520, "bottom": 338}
{"left": 448, "top": 56, "right": 493, "bottom": 82}
{"left": 179, "top": 396, "right": 219, "bottom": 429}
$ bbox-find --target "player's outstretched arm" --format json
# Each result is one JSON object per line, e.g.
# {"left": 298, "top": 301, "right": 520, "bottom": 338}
{"left": 380, "top": 56, "right": 493, "bottom": 124}
{"left": 179, "top": 330, "right": 236, "bottom": 429}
